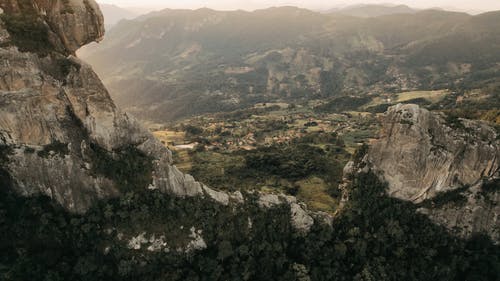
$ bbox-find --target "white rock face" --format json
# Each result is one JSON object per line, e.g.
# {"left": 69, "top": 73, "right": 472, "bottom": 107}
{"left": 417, "top": 182, "right": 500, "bottom": 242}
{"left": 203, "top": 185, "right": 230, "bottom": 205}
{"left": 369, "top": 104, "right": 499, "bottom": 202}
{"left": 185, "top": 227, "right": 207, "bottom": 252}
{"left": 258, "top": 194, "right": 283, "bottom": 208}
{"left": 127, "top": 232, "right": 148, "bottom": 250}
{"left": 364, "top": 104, "right": 500, "bottom": 241}
{"left": 289, "top": 203, "right": 314, "bottom": 233}
{"left": 126, "top": 232, "right": 169, "bottom": 252}
{"left": 125, "top": 227, "right": 208, "bottom": 254}
{"left": 202, "top": 187, "right": 246, "bottom": 205}
{"left": 147, "top": 235, "right": 168, "bottom": 252}
{"left": 0, "top": 1, "right": 208, "bottom": 212}
{"left": 7, "top": 147, "right": 118, "bottom": 213}
{"left": 258, "top": 193, "right": 314, "bottom": 233}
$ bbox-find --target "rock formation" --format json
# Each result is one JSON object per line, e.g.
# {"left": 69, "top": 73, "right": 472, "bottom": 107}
{"left": 0, "top": 0, "right": 104, "bottom": 54}
{"left": 0, "top": 0, "right": 316, "bottom": 233}
{"left": 0, "top": 0, "right": 208, "bottom": 212}
{"left": 354, "top": 104, "right": 499, "bottom": 241}
{"left": 368, "top": 104, "right": 499, "bottom": 202}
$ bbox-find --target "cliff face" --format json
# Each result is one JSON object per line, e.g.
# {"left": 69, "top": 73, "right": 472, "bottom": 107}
{"left": 362, "top": 104, "right": 499, "bottom": 241}
{"left": 369, "top": 104, "right": 499, "bottom": 202}
{"left": 0, "top": 0, "right": 316, "bottom": 233}
{"left": 0, "top": 0, "right": 104, "bottom": 54}
{"left": 0, "top": 0, "right": 212, "bottom": 212}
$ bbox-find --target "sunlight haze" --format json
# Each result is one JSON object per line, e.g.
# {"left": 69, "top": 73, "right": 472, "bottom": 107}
{"left": 97, "top": 0, "right": 500, "bottom": 13}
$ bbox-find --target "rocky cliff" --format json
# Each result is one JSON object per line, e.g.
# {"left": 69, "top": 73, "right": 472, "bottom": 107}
{"left": 0, "top": 0, "right": 316, "bottom": 233}
{"left": 0, "top": 0, "right": 104, "bottom": 54}
{"left": 354, "top": 104, "right": 499, "bottom": 241}
{"left": 1, "top": 3, "right": 499, "bottom": 279}
{"left": 0, "top": 0, "right": 209, "bottom": 212}
{"left": 370, "top": 104, "right": 499, "bottom": 202}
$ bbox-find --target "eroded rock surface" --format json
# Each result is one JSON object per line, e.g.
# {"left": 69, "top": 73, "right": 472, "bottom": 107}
{"left": 369, "top": 103, "right": 499, "bottom": 202}
{"left": 0, "top": 0, "right": 319, "bottom": 234}
{"left": 417, "top": 181, "right": 500, "bottom": 242}
{"left": 361, "top": 104, "right": 500, "bottom": 241}
{"left": 0, "top": 0, "right": 104, "bottom": 54}
{"left": 0, "top": 0, "right": 211, "bottom": 212}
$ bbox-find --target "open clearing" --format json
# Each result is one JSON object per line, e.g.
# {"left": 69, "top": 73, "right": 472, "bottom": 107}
{"left": 396, "top": 90, "right": 448, "bottom": 103}
{"left": 153, "top": 130, "right": 186, "bottom": 146}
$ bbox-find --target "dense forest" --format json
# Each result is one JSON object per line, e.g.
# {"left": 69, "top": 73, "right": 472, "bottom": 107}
{"left": 1, "top": 169, "right": 498, "bottom": 280}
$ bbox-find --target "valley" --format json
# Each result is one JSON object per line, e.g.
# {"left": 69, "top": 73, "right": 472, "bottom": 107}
{"left": 0, "top": 1, "right": 499, "bottom": 280}
{"left": 147, "top": 88, "right": 499, "bottom": 214}
{"left": 151, "top": 101, "right": 370, "bottom": 213}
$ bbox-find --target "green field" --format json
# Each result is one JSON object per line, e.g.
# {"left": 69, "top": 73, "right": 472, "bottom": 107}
{"left": 364, "top": 90, "right": 449, "bottom": 109}
{"left": 396, "top": 90, "right": 449, "bottom": 103}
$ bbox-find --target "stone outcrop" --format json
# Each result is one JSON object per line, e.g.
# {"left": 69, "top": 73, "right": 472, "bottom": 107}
{"left": 417, "top": 181, "right": 499, "bottom": 242}
{"left": 0, "top": 0, "right": 219, "bottom": 213}
{"left": 368, "top": 103, "right": 499, "bottom": 202}
{"left": 258, "top": 193, "right": 315, "bottom": 233}
{"left": 0, "top": 0, "right": 320, "bottom": 234}
{"left": 0, "top": 0, "right": 104, "bottom": 54}
{"left": 358, "top": 104, "right": 499, "bottom": 241}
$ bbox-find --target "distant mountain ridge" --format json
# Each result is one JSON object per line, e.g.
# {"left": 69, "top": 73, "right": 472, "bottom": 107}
{"left": 330, "top": 4, "right": 418, "bottom": 17}
{"left": 80, "top": 6, "right": 500, "bottom": 121}
{"left": 99, "top": 3, "right": 138, "bottom": 29}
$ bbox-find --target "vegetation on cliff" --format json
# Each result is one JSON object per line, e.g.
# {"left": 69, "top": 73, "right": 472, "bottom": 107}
{"left": 1, "top": 170, "right": 498, "bottom": 280}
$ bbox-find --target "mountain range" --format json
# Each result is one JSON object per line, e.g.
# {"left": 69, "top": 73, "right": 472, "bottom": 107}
{"left": 327, "top": 4, "right": 418, "bottom": 17}
{"left": 0, "top": 1, "right": 499, "bottom": 279}
{"left": 99, "top": 4, "right": 138, "bottom": 29}
{"left": 80, "top": 6, "right": 500, "bottom": 121}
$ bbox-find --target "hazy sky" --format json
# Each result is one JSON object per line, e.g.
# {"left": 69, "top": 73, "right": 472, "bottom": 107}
{"left": 97, "top": 0, "right": 500, "bottom": 13}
